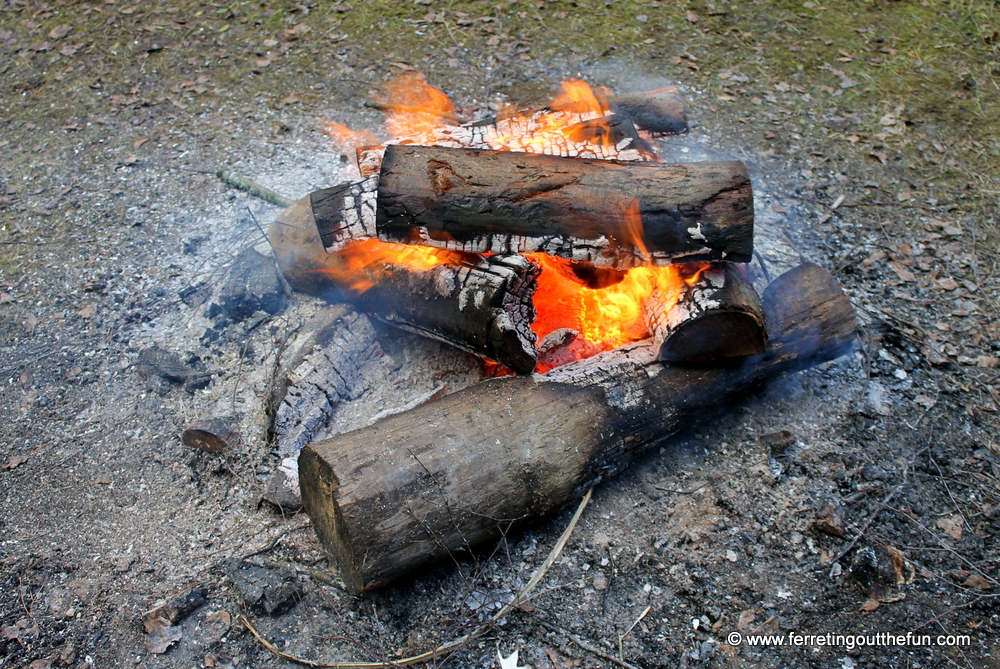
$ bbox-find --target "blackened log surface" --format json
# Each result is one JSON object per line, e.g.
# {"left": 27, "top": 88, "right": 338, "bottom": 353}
{"left": 353, "top": 254, "right": 539, "bottom": 374}
{"left": 218, "top": 247, "right": 288, "bottom": 321}
{"left": 375, "top": 145, "right": 754, "bottom": 268}
{"left": 607, "top": 86, "right": 688, "bottom": 137}
{"left": 312, "top": 176, "right": 379, "bottom": 253}
{"left": 272, "top": 308, "right": 382, "bottom": 456}
{"left": 645, "top": 263, "right": 766, "bottom": 362}
{"left": 299, "top": 262, "right": 856, "bottom": 592}
{"left": 270, "top": 196, "right": 539, "bottom": 374}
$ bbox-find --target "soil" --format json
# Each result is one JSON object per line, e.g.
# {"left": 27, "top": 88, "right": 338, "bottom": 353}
{"left": 1, "top": 2, "right": 998, "bottom": 668}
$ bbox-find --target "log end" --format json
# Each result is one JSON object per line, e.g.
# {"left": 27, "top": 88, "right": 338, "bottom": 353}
{"left": 298, "top": 445, "right": 368, "bottom": 593}
{"left": 268, "top": 196, "right": 348, "bottom": 299}
{"left": 657, "top": 310, "right": 767, "bottom": 363}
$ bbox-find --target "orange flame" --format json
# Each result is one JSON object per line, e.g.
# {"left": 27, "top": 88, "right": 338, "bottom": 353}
{"left": 320, "top": 119, "right": 378, "bottom": 156}
{"left": 317, "top": 73, "right": 707, "bottom": 372}
{"left": 375, "top": 71, "right": 456, "bottom": 145}
{"left": 490, "top": 78, "right": 618, "bottom": 155}
{"left": 314, "top": 239, "right": 467, "bottom": 295}
{"left": 530, "top": 255, "right": 706, "bottom": 362}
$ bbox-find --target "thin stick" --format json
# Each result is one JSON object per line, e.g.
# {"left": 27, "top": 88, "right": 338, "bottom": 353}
{"left": 241, "top": 489, "right": 594, "bottom": 668}
{"left": 217, "top": 169, "right": 295, "bottom": 208}
{"left": 531, "top": 618, "right": 640, "bottom": 669}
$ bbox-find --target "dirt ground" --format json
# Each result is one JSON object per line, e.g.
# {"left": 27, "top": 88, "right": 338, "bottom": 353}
{"left": 2, "top": 1, "right": 999, "bottom": 668}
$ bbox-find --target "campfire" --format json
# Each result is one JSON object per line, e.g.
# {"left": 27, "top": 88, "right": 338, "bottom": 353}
{"left": 264, "top": 74, "right": 858, "bottom": 592}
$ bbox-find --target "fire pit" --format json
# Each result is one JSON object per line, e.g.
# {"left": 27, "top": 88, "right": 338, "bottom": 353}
{"left": 261, "top": 74, "right": 858, "bottom": 592}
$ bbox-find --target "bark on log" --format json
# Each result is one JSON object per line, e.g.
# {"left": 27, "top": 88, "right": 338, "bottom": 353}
{"left": 645, "top": 262, "right": 766, "bottom": 363}
{"left": 371, "top": 146, "right": 754, "bottom": 269}
{"left": 269, "top": 194, "right": 540, "bottom": 374}
{"left": 299, "top": 262, "right": 857, "bottom": 592}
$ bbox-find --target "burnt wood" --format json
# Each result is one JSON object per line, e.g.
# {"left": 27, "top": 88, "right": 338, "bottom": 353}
{"left": 645, "top": 262, "right": 766, "bottom": 362}
{"left": 299, "top": 262, "right": 857, "bottom": 592}
{"left": 353, "top": 253, "right": 539, "bottom": 375}
{"left": 373, "top": 145, "right": 754, "bottom": 269}
{"left": 270, "top": 195, "right": 540, "bottom": 374}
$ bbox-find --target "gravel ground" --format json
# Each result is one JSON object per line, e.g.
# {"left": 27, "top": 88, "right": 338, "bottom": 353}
{"left": 1, "top": 2, "right": 998, "bottom": 668}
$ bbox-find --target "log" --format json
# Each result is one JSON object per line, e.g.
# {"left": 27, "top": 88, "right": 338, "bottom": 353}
{"left": 644, "top": 262, "right": 766, "bottom": 363}
{"left": 269, "top": 194, "right": 540, "bottom": 375}
{"left": 370, "top": 146, "right": 754, "bottom": 269}
{"left": 352, "top": 253, "right": 539, "bottom": 375}
{"left": 607, "top": 86, "right": 688, "bottom": 138}
{"left": 299, "top": 262, "right": 857, "bottom": 592}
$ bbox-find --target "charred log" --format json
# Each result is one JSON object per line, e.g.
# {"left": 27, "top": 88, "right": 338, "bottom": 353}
{"left": 269, "top": 194, "right": 539, "bottom": 374}
{"left": 645, "top": 262, "right": 766, "bottom": 363}
{"left": 370, "top": 146, "right": 753, "bottom": 269}
{"left": 299, "top": 262, "right": 857, "bottom": 592}
{"left": 352, "top": 253, "right": 539, "bottom": 375}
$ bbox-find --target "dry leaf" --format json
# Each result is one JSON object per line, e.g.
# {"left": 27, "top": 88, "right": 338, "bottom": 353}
{"left": 963, "top": 574, "right": 993, "bottom": 591}
{"left": 206, "top": 611, "right": 231, "bottom": 626}
{"left": 147, "top": 625, "right": 183, "bottom": 654}
{"left": 859, "top": 598, "right": 880, "bottom": 612}
{"left": 1, "top": 455, "right": 28, "bottom": 470}
{"left": 48, "top": 24, "right": 70, "bottom": 40}
{"left": 889, "top": 262, "right": 915, "bottom": 282}
{"left": 938, "top": 516, "right": 967, "bottom": 539}
{"left": 936, "top": 277, "right": 959, "bottom": 291}
{"left": 936, "top": 516, "right": 963, "bottom": 541}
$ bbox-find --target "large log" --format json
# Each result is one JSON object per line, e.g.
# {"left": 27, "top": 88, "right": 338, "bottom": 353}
{"left": 370, "top": 146, "right": 754, "bottom": 269}
{"left": 299, "top": 262, "right": 857, "bottom": 592}
{"left": 645, "top": 262, "right": 766, "bottom": 363}
{"left": 269, "top": 194, "right": 540, "bottom": 374}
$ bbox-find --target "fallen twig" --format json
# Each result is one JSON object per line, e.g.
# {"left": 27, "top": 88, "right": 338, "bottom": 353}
{"left": 241, "top": 489, "right": 595, "bottom": 667}
{"left": 531, "top": 618, "right": 640, "bottom": 669}
{"left": 217, "top": 169, "right": 295, "bottom": 208}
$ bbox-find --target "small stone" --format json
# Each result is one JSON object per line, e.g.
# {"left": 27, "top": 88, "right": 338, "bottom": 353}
{"left": 592, "top": 572, "right": 608, "bottom": 590}
{"left": 725, "top": 550, "right": 738, "bottom": 562}
{"left": 861, "top": 464, "right": 891, "bottom": 482}
{"left": 815, "top": 499, "right": 846, "bottom": 538}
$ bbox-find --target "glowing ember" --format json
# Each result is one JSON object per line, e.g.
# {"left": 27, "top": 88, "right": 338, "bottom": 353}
{"left": 530, "top": 254, "right": 707, "bottom": 365}
{"left": 488, "top": 78, "right": 618, "bottom": 155}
